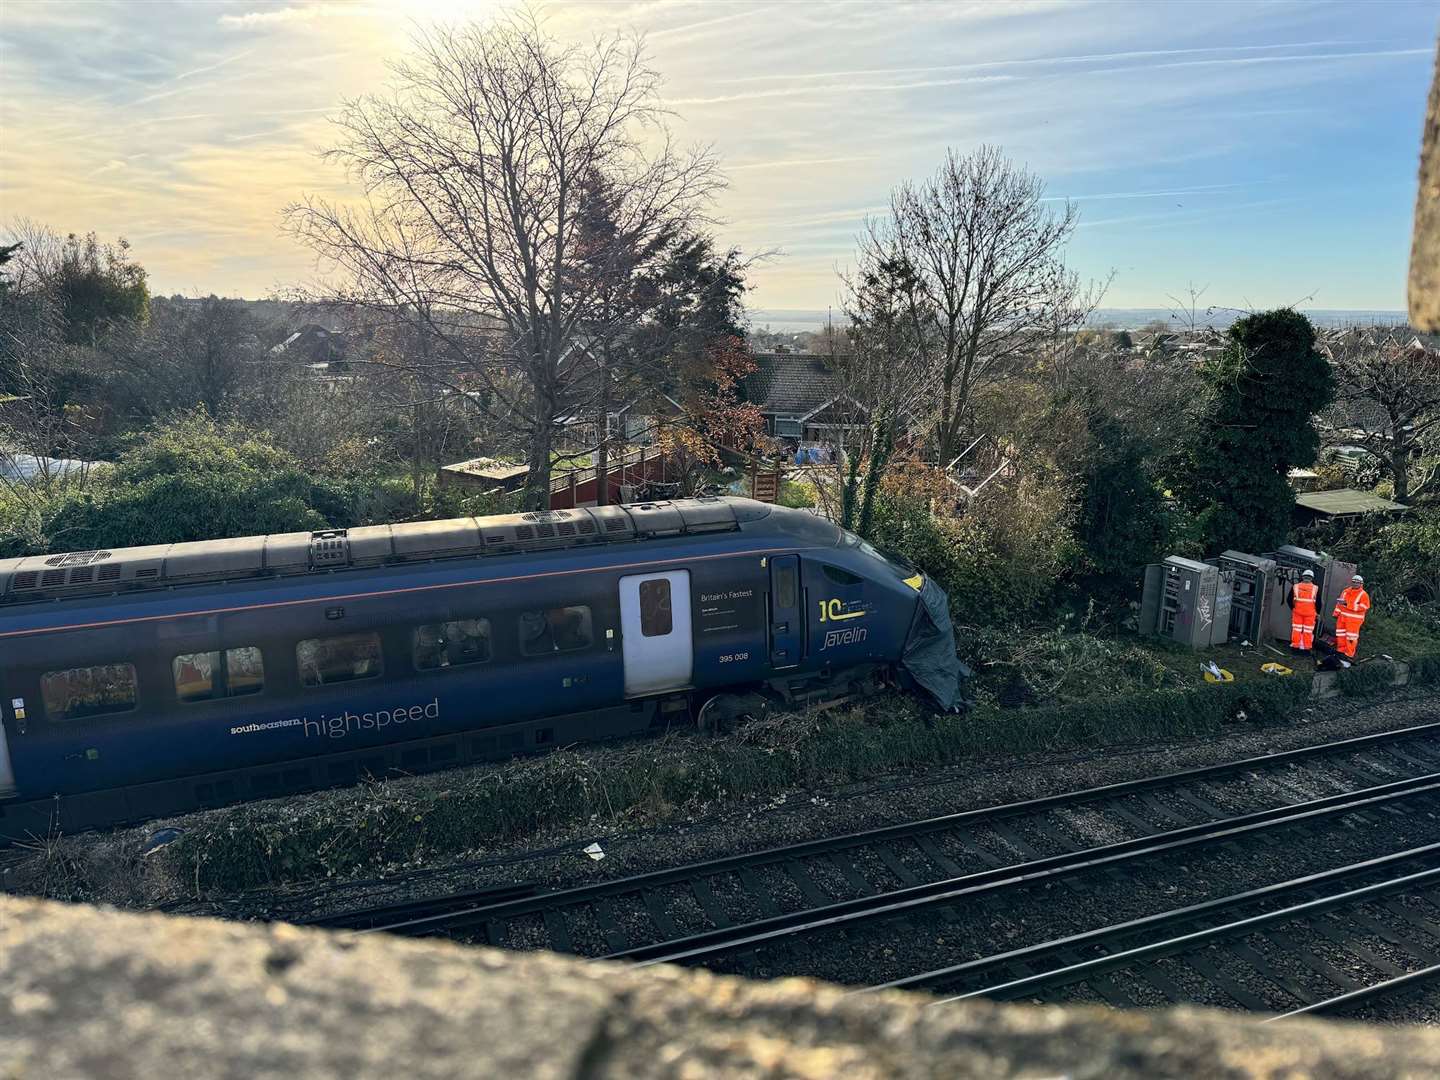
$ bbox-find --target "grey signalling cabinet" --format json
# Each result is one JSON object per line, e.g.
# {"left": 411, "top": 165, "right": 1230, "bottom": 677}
{"left": 1140, "top": 556, "right": 1234, "bottom": 649}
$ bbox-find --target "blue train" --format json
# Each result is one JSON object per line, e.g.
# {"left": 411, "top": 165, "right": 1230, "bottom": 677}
{"left": 0, "top": 498, "right": 962, "bottom": 841}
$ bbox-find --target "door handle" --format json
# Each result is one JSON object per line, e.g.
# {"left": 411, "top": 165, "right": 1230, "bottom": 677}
{"left": 774, "top": 622, "right": 789, "bottom": 632}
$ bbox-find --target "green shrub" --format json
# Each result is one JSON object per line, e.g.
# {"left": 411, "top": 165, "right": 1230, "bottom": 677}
{"left": 33, "top": 414, "right": 355, "bottom": 552}
{"left": 868, "top": 479, "right": 1077, "bottom": 628}
{"left": 1407, "top": 654, "right": 1440, "bottom": 686}
{"left": 777, "top": 477, "right": 818, "bottom": 509}
{"left": 1335, "top": 660, "right": 1397, "bottom": 698}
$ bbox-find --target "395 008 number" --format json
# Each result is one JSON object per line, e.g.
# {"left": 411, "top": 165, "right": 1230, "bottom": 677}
{"left": 718, "top": 651, "right": 751, "bottom": 664}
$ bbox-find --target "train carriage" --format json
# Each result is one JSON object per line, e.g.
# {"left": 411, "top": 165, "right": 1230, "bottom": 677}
{"left": 0, "top": 498, "right": 961, "bottom": 841}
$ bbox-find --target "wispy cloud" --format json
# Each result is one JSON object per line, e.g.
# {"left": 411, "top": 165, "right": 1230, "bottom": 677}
{"left": 673, "top": 73, "right": 1018, "bottom": 106}
{"left": 647, "top": 7, "right": 764, "bottom": 41}
{"left": 719, "top": 40, "right": 1398, "bottom": 84}
{"left": 175, "top": 48, "right": 254, "bottom": 82}
{"left": 1045, "top": 181, "right": 1264, "bottom": 203}
{"left": 728, "top": 155, "right": 877, "bottom": 171}
{"left": 1079, "top": 197, "right": 1298, "bottom": 229}
{"left": 219, "top": 4, "right": 383, "bottom": 30}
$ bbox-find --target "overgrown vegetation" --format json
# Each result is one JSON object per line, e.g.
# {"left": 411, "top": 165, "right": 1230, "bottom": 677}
{"left": 152, "top": 678, "right": 1308, "bottom": 893}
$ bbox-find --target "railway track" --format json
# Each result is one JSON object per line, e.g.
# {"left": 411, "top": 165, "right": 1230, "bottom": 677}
{"left": 310, "top": 722, "right": 1440, "bottom": 934}
{"left": 307, "top": 719, "right": 1440, "bottom": 1018}
{"left": 873, "top": 843, "right": 1440, "bottom": 1016}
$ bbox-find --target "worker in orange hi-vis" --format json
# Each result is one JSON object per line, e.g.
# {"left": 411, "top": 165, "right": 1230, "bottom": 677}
{"left": 1289, "top": 569, "right": 1319, "bottom": 652}
{"left": 1333, "top": 574, "right": 1372, "bottom": 659}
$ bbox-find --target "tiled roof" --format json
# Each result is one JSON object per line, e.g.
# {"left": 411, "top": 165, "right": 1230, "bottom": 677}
{"left": 743, "top": 353, "right": 842, "bottom": 415}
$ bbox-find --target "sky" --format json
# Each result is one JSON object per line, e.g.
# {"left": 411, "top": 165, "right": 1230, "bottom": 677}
{"left": 1, "top": 0, "right": 1436, "bottom": 313}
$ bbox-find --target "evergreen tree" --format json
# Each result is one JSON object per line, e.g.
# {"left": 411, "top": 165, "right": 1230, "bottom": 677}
{"left": 1178, "top": 309, "right": 1334, "bottom": 552}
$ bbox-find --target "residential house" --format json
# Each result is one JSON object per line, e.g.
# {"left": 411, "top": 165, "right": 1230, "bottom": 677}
{"left": 742, "top": 352, "right": 866, "bottom": 447}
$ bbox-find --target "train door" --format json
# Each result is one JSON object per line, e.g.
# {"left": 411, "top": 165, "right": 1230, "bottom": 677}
{"left": 619, "top": 570, "right": 693, "bottom": 695}
{"left": 0, "top": 695, "right": 15, "bottom": 795}
{"left": 768, "top": 555, "right": 803, "bottom": 669}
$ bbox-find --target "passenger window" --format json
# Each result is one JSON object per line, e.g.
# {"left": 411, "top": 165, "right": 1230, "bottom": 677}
{"left": 296, "top": 633, "right": 383, "bottom": 687}
{"left": 413, "top": 618, "right": 492, "bottom": 670}
{"left": 775, "top": 564, "right": 798, "bottom": 609}
{"left": 173, "top": 647, "right": 265, "bottom": 702}
{"left": 519, "top": 605, "right": 593, "bottom": 656}
{"left": 41, "top": 663, "right": 138, "bottom": 721}
{"left": 639, "top": 579, "right": 673, "bottom": 637}
{"left": 822, "top": 565, "right": 864, "bottom": 587}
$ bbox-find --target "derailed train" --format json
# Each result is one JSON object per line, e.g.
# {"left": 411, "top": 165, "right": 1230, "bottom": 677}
{"left": 0, "top": 498, "right": 962, "bottom": 841}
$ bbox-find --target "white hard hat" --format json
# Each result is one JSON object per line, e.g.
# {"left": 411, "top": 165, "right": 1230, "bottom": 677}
{"left": 1302, "top": 569, "right": 1315, "bottom": 579}
{"left": 1352, "top": 574, "right": 1364, "bottom": 584}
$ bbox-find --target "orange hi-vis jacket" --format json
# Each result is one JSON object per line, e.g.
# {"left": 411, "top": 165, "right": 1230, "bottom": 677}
{"left": 1334, "top": 585, "right": 1371, "bottom": 626}
{"left": 1290, "top": 579, "right": 1320, "bottom": 651}
{"left": 1291, "top": 579, "right": 1319, "bottom": 619}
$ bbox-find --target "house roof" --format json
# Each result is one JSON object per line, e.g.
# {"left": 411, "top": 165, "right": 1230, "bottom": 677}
{"left": 1294, "top": 488, "right": 1407, "bottom": 517}
{"left": 743, "top": 353, "right": 841, "bottom": 415}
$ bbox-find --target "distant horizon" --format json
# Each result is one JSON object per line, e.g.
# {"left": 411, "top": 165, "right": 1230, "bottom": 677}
{"left": 746, "top": 307, "right": 1415, "bottom": 334}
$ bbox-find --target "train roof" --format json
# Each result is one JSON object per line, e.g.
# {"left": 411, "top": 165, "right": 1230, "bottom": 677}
{"left": 0, "top": 498, "right": 833, "bottom": 607}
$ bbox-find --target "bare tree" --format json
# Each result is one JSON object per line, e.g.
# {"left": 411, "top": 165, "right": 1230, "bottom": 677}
{"left": 285, "top": 15, "right": 722, "bottom": 509}
{"left": 0, "top": 280, "right": 100, "bottom": 554}
{"left": 880, "top": 146, "right": 1082, "bottom": 464}
{"left": 1323, "top": 329, "right": 1440, "bottom": 503}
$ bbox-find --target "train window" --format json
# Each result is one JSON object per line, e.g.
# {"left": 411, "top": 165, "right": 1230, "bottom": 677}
{"left": 519, "top": 605, "right": 593, "bottom": 656}
{"left": 775, "top": 563, "right": 798, "bottom": 609}
{"left": 413, "top": 618, "right": 492, "bottom": 670}
{"left": 173, "top": 647, "right": 265, "bottom": 703}
{"left": 639, "top": 579, "right": 672, "bottom": 637}
{"left": 822, "top": 565, "right": 864, "bottom": 587}
{"left": 296, "top": 633, "right": 383, "bottom": 687}
{"left": 40, "top": 663, "right": 138, "bottom": 721}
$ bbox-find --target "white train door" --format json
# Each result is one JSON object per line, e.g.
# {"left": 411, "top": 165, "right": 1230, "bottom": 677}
{"left": 0, "top": 706, "right": 15, "bottom": 795}
{"left": 619, "top": 570, "right": 693, "bottom": 696}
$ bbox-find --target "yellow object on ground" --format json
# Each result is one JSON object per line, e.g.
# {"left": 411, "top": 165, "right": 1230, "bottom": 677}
{"left": 1260, "top": 662, "right": 1294, "bottom": 677}
{"left": 1203, "top": 668, "right": 1235, "bottom": 684}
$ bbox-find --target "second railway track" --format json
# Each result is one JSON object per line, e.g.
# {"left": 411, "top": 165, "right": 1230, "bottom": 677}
{"left": 877, "top": 843, "right": 1440, "bottom": 1017}
{"left": 310, "top": 720, "right": 1440, "bottom": 944}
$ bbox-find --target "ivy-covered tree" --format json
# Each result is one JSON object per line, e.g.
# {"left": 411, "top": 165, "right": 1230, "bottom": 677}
{"left": 1177, "top": 309, "right": 1335, "bottom": 552}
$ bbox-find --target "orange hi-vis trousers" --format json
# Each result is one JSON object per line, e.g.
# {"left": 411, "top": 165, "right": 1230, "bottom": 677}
{"left": 1333, "top": 586, "right": 1371, "bottom": 658}
{"left": 1291, "top": 580, "right": 1319, "bottom": 651}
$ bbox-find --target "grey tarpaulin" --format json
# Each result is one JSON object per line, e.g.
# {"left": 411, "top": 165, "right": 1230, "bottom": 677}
{"left": 900, "top": 576, "right": 971, "bottom": 712}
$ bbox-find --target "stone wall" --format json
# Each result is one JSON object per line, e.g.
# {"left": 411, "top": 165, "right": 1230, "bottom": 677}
{"left": 2, "top": 895, "right": 1438, "bottom": 1079}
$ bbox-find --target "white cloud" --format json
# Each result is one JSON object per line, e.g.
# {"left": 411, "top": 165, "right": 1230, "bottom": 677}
{"left": 218, "top": 4, "right": 363, "bottom": 29}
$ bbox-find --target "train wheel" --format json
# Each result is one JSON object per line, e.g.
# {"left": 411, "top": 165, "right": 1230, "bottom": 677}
{"left": 696, "top": 692, "right": 768, "bottom": 736}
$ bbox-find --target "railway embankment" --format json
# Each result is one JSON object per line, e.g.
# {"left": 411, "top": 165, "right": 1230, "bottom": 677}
{"left": 3, "top": 673, "right": 1437, "bottom": 922}
{"left": 3, "top": 892, "right": 1439, "bottom": 1079}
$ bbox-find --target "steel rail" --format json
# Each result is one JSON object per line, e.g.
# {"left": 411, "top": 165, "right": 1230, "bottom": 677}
{"left": 870, "top": 841, "right": 1440, "bottom": 996}
{"left": 302, "top": 882, "right": 538, "bottom": 931}
{"left": 1264, "top": 963, "right": 1440, "bottom": 1021}
{"left": 616, "top": 773, "right": 1440, "bottom": 967}
{"left": 919, "top": 860, "right": 1440, "bottom": 1005}
{"left": 349, "top": 720, "right": 1440, "bottom": 938}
